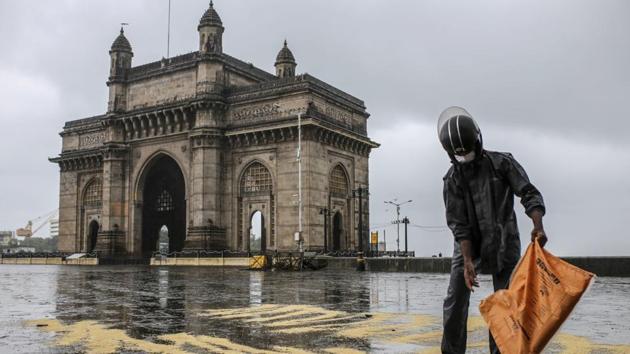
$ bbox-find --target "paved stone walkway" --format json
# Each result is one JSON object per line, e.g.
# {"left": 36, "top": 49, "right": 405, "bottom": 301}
{"left": 1, "top": 265, "right": 628, "bottom": 353}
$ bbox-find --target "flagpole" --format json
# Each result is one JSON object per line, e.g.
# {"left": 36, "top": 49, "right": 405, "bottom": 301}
{"left": 166, "top": 0, "right": 171, "bottom": 58}
{"left": 297, "top": 112, "right": 303, "bottom": 252}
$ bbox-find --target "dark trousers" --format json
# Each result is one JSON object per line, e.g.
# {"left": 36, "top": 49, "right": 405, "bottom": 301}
{"left": 441, "top": 253, "right": 515, "bottom": 354}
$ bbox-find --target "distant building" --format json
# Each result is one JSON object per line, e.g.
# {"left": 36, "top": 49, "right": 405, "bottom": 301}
{"left": 49, "top": 3, "right": 378, "bottom": 259}
{"left": 50, "top": 218, "right": 59, "bottom": 238}
{"left": 0, "top": 231, "right": 13, "bottom": 247}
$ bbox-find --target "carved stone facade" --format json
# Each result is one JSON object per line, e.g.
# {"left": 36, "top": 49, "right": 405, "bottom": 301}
{"left": 50, "top": 3, "right": 378, "bottom": 258}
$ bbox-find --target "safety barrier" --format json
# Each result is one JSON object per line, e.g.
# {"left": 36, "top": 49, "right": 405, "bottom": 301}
{"left": 0, "top": 252, "right": 99, "bottom": 265}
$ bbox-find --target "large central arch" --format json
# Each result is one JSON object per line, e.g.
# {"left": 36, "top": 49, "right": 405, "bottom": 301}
{"left": 139, "top": 154, "right": 186, "bottom": 258}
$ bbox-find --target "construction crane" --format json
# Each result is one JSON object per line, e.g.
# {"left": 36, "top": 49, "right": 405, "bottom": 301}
{"left": 16, "top": 209, "right": 58, "bottom": 238}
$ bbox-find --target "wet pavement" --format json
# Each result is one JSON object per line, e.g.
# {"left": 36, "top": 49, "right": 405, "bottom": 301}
{"left": 0, "top": 265, "right": 629, "bottom": 353}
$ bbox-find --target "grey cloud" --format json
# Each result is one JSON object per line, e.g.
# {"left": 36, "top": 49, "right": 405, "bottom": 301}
{"left": 0, "top": 1, "right": 628, "bottom": 255}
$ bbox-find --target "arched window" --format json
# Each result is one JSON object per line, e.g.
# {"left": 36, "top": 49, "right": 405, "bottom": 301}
{"left": 156, "top": 189, "right": 174, "bottom": 212}
{"left": 241, "top": 162, "right": 272, "bottom": 194}
{"left": 330, "top": 165, "right": 349, "bottom": 197}
{"left": 83, "top": 179, "right": 102, "bottom": 207}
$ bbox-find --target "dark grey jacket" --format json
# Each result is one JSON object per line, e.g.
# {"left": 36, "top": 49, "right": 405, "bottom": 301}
{"left": 443, "top": 150, "right": 545, "bottom": 274}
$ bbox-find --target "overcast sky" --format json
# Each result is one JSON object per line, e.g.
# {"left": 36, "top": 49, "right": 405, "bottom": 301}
{"left": 1, "top": 0, "right": 628, "bottom": 256}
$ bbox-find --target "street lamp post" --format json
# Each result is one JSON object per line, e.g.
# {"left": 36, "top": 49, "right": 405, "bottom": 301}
{"left": 353, "top": 187, "right": 368, "bottom": 253}
{"left": 319, "top": 207, "right": 330, "bottom": 253}
{"left": 384, "top": 199, "right": 412, "bottom": 256}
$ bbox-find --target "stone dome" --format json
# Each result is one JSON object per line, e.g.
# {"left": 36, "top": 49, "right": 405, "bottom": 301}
{"left": 110, "top": 28, "right": 132, "bottom": 53}
{"left": 275, "top": 40, "right": 296, "bottom": 65}
{"left": 199, "top": 1, "right": 223, "bottom": 29}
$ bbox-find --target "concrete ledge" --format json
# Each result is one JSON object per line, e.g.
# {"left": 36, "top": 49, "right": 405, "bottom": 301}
{"left": 65, "top": 258, "right": 99, "bottom": 266}
{"left": 316, "top": 257, "right": 357, "bottom": 270}
{"left": 150, "top": 257, "right": 250, "bottom": 267}
{"left": 321, "top": 256, "right": 630, "bottom": 277}
{"left": 0, "top": 257, "right": 99, "bottom": 265}
{"left": 562, "top": 257, "right": 630, "bottom": 277}
{"left": 367, "top": 257, "right": 452, "bottom": 273}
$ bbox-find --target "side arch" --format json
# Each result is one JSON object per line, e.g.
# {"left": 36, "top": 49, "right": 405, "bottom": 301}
{"left": 328, "top": 163, "right": 352, "bottom": 251}
{"left": 80, "top": 177, "right": 102, "bottom": 252}
{"left": 235, "top": 159, "right": 276, "bottom": 252}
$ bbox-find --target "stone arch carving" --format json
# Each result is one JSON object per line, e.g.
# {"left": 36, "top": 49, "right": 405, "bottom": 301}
{"left": 239, "top": 161, "right": 273, "bottom": 195}
{"left": 328, "top": 163, "right": 352, "bottom": 250}
{"left": 236, "top": 160, "right": 275, "bottom": 251}
{"left": 237, "top": 159, "right": 275, "bottom": 195}
{"left": 80, "top": 177, "right": 102, "bottom": 252}
{"left": 329, "top": 164, "right": 350, "bottom": 198}
{"left": 82, "top": 177, "right": 103, "bottom": 208}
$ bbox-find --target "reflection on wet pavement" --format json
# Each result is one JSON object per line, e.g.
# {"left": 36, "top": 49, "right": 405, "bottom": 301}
{"left": 1, "top": 265, "right": 629, "bottom": 353}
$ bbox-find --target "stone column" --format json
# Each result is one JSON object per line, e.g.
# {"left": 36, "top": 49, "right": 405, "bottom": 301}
{"left": 184, "top": 106, "right": 226, "bottom": 250}
{"left": 95, "top": 143, "right": 128, "bottom": 256}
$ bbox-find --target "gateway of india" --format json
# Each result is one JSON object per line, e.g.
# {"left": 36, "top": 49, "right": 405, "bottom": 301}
{"left": 50, "top": 2, "right": 378, "bottom": 259}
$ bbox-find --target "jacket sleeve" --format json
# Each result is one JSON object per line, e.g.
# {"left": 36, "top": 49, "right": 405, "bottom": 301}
{"left": 503, "top": 154, "right": 546, "bottom": 216}
{"left": 443, "top": 174, "right": 473, "bottom": 242}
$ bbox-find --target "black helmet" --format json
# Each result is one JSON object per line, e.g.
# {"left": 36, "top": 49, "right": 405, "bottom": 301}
{"left": 437, "top": 106, "right": 482, "bottom": 158}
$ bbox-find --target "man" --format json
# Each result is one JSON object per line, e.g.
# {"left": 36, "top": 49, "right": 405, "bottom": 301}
{"left": 438, "top": 107, "right": 547, "bottom": 354}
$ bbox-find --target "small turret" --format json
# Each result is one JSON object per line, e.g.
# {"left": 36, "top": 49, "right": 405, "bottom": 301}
{"left": 108, "top": 27, "right": 133, "bottom": 112}
{"left": 198, "top": 1, "right": 224, "bottom": 54}
{"left": 109, "top": 27, "right": 133, "bottom": 79}
{"left": 275, "top": 40, "right": 296, "bottom": 78}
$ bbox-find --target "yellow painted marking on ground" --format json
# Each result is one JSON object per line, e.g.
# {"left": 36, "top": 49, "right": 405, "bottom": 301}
{"left": 29, "top": 306, "right": 630, "bottom": 354}
{"left": 339, "top": 313, "right": 438, "bottom": 342}
{"left": 323, "top": 347, "right": 365, "bottom": 354}
{"left": 271, "top": 346, "right": 314, "bottom": 354}
{"left": 269, "top": 314, "right": 363, "bottom": 328}
{"left": 202, "top": 304, "right": 286, "bottom": 319}
{"left": 467, "top": 342, "right": 489, "bottom": 348}
{"left": 555, "top": 333, "right": 630, "bottom": 354}
{"left": 29, "top": 318, "right": 318, "bottom": 354}
{"left": 244, "top": 309, "right": 327, "bottom": 323}
{"left": 162, "top": 332, "right": 285, "bottom": 354}
{"left": 418, "top": 347, "right": 441, "bottom": 354}
{"left": 274, "top": 323, "right": 348, "bottom": 334}
{"left": 466, "top": 316, "right": 487, "bottom": 331}
{"left": 28, "top": 319, "right": 188, "bottom": 354}
{"left": 336, "top": 313, "right": 397, "bottom": 338}
{"left": 388, "top": 330, "right": 442, "bottom": 344}
{"left": 248, "top": 306, "right": 349, "bottom": 325}
{"left": 160, "top": 333, "right": 238, "bottom": 353}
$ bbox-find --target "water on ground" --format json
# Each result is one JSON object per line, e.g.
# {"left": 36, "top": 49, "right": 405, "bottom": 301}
{"left": 0, "top": 265, "right": 628, "bottom": 353}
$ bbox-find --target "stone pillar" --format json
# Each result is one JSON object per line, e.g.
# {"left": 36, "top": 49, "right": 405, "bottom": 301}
{"left": 95, "top": 143, "right": 128, "bottom": 256}
{"left": 57, "top": 169, "right": 80, "bottom": 252}
{"left": 184, "top": 121, "right": 226, "bottom": 250}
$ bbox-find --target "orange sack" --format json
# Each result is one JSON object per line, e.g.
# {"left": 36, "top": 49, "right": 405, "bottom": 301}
{"left": 479, "top": 241, "right": 595, "bottom": 354}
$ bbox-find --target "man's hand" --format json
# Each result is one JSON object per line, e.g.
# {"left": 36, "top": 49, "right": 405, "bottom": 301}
{"left": 463, "top": 259, "right": 479, "bottom": 292}
{"left": 529, "top": 208, "right": 548, "bottom": 248}
{"left": 531, "top": 227, "right": 547, "bottom": 248}
{"left": 460, "top": 239, "right": 479, "bottom": 291}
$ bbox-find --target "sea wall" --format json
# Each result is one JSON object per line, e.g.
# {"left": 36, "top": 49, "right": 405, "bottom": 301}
{"left": 0, "top": 257, "right": 98, "bottom": 265}
{"left": 321, "top": 256, "right": 630, "bottom": 277}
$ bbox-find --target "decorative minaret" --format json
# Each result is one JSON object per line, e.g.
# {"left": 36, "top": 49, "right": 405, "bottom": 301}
{"left": 198, "top": 1, "right": 224, "bottom": 54}
{"left": 275, "top": 40, "right": 297, "bottom": 78}
{"left": 107, "top": 27, "right": 133, "bottom": 112}
{"left": 186, "top": 2, "right": 228, "bottom": 251}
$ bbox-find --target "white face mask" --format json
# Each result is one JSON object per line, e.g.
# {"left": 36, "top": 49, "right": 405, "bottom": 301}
{"left": 454, "top": 151, "right": 476, "bottom": 163}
